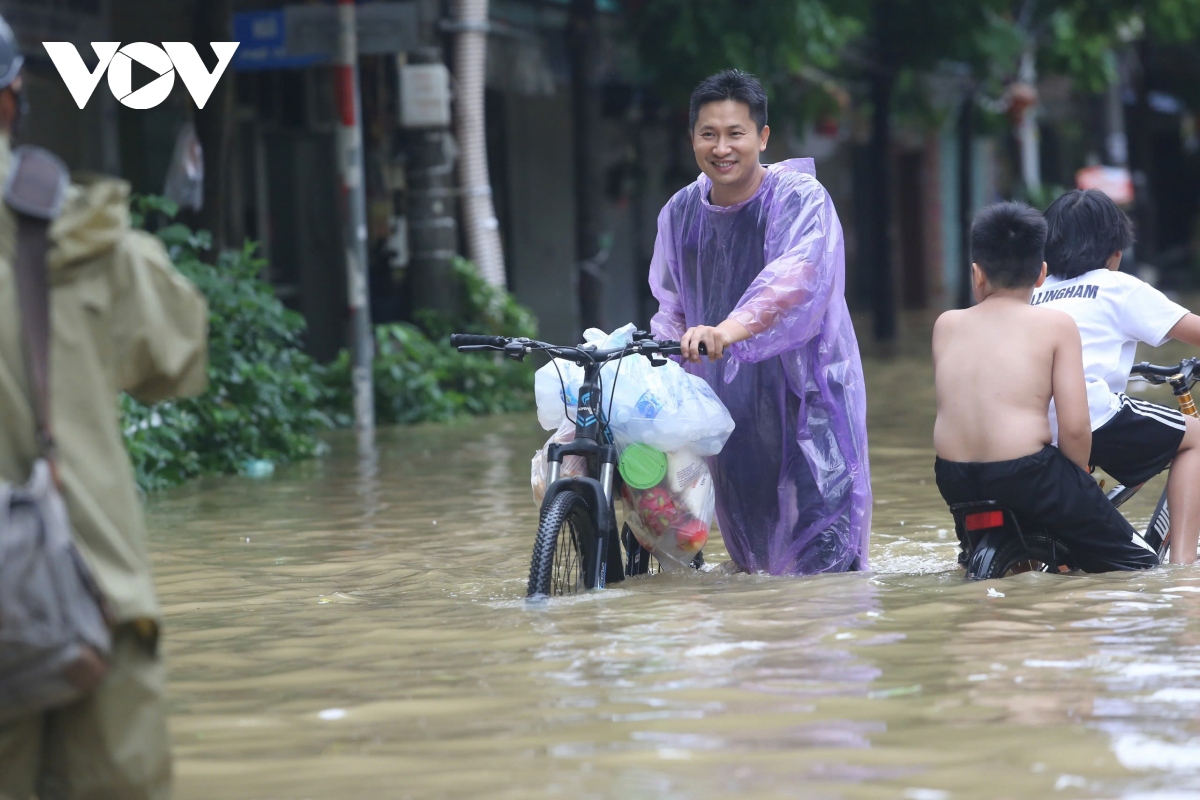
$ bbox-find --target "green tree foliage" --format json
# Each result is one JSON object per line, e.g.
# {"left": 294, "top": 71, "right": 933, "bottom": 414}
{"left": 1053, "top": 0, "right": 1200, "bottom": 41}
{"left": 322, "top": 258, "right": 537, "bottom": 427}
{"left": 622, "top": 0, "right": 1022, "bottom": 116}
{"left": 122, "top": 196, "right": 331, "bottom": 490}
{"left": 1035, "top": 0, "right": 1200, "bottom": 93}
{"left": 621, "top": 0, "right": 861, "bottom": 120}
{"left": 123, "top": 200, "right": 538, "bottom": 490}
{"left": 623, "top": 0, "right": 1200, "bottom": 120}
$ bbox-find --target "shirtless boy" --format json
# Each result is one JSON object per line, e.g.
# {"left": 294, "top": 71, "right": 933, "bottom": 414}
{"left": 932, "top": 201, "right": 1158, "bottom": 572}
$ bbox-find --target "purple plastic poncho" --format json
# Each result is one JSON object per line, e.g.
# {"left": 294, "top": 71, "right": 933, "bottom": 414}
{"left": 648, "top": 158, "right": 871, "bottom": 574}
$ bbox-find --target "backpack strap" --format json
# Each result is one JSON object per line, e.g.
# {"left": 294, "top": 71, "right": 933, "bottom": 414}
{"left": 4, "top": 145, "right": 69, "bottom": 462}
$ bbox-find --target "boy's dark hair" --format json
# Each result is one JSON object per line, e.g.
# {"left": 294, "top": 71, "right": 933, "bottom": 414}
{"left": 1043, "top": 189, "right": 1135, "bottom": 279}
{"left": 689, "top": 69, "right": 768, "bottom": 132}
{"left": 970, "top": 201, "right": 1048, "bottom": 289}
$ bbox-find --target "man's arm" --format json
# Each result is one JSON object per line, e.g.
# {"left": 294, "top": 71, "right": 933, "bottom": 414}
{"left": 647, "top": 206, "right": 687, "bottom": 342}
{"left": 1051, "top": 313, "right": 1092, "bottom": 471}
{"left": 685, "top": 176, "right": 840, "bottom": 363}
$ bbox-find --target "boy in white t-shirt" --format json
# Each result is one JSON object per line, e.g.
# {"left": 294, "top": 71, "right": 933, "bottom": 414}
{"left": 1037, "top": 189, "right": 1200, "bottom": 564}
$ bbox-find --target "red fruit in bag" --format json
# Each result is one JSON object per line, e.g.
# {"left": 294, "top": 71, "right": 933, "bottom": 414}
{"left": 675, "top": 518, "right": 708, "bottom": 552}
{"left": 638, "top": 487, "right": 682, "bottom": 535}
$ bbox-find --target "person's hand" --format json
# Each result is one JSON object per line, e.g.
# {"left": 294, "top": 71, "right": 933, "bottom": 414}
{"left": 681, "top": 325, "right": 733, "bottom": 363}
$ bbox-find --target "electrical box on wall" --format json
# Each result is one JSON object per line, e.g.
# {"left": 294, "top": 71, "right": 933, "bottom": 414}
{"left": 399, "top": 63, "right": 451, "bottom": 129}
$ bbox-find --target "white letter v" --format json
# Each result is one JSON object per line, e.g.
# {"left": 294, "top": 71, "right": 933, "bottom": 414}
{"left": 162, "top": 42, "right": 240, "bottom": 110}
{"left": 43, "top": 43, "right": 120, "bottom": 109}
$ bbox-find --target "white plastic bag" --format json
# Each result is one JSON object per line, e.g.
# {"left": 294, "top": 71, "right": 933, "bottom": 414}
{"left": 534, "top": 323, "right": 734, "bottom": 456}
{"left": 534, "top": 324, "right": 637, "bottom": 430}
{"left": 607, "top": 358, "right": 734, "bottom": 457}
{"left": 163, "top": 121, "right": 204, "bottom": 211}
{"left": 534, "top": 361, "right": 580, "bottom": 430}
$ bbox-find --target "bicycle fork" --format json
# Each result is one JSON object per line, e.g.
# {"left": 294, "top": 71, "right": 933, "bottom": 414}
{"left": 545, "top": 438, "right": 622, "bottom": 590}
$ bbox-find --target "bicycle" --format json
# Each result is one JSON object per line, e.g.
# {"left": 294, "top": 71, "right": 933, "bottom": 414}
{"left": 450, "top": 330, "right": 704, "bottom": 597}
{"left": 954, "top": 357, "right": 1200, "bottom": 579}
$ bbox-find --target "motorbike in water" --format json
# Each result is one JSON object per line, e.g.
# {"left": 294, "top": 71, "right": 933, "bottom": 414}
{"left": 954, "top": 358, "right": 1198, "bottom": 579}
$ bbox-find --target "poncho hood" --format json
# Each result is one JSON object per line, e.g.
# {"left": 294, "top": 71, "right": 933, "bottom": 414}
{"left": 0, "top": 134, "right": 133, "bottom": 279}
{"left": 48, "top": 176, "right": 132, "bottom": 277}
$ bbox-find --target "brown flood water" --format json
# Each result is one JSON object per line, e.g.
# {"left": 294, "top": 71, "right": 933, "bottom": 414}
{"left": 150, "top": 341, "right": 1200, "bottom": 800}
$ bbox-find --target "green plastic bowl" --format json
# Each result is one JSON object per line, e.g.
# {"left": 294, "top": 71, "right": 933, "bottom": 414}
{"left": 619, "top": 443, "right": 668, "bottom": 489}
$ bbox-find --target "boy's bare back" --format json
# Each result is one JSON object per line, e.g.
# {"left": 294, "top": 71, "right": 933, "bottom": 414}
{"left": 933, "top": 298, "right": 1091, "bottom": 469}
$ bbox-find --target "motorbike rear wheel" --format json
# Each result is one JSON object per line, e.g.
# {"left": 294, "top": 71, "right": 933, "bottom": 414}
{"left": 966, "top": 532, "right": 1052, "bottom": 580}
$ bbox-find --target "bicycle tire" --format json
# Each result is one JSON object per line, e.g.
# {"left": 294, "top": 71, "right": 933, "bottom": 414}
{"left": 966, "top": 532, "right": 1051, "bottom": 580}
{"left": 528, "top": 491, "right": 598, "bottom": 597}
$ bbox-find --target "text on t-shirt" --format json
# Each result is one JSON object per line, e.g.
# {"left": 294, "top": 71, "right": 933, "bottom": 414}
{"left": 1031, "top": 284, "right": 1098, "bottom": 305}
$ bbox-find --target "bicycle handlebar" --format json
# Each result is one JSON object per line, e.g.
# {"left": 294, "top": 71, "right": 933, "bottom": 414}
{"left": 1130, "top": 357, "right": 1200, "bottom": 384}
{"left": 449, "top": 333, "right": 509, "bottom": 348}
{"left": 450, "top": 331, "right": 689, "bottom": 364}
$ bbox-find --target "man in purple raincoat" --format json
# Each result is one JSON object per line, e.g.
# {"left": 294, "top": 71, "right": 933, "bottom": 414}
{"left": 648, "top": 70, "right": 871, "bottom": 574}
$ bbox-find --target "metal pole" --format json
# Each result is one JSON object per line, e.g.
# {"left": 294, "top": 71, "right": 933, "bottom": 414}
{"left": 98, "top": 0, "right": 121, "bottom": 176}
{"left": 335, "top": 0, "right": 375, "bottom": 431}
{"left": 957, "top": 87, "right": 976, "bottom": 310}
{"left": 570, "top": 0, "right": 605, "bottom": 333}
{"left": 868, "top": 0, "right": 896, "bottom": 341}
{"left": 1105, "top": 48, "right": 1135, "bottom": 270}
{"left": 1017, "top": 50, "right": 1041, "bottom": 195}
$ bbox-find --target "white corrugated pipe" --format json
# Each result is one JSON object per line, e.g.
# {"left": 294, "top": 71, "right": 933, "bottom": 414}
{"left": 454, "top": 0, "right": 507, "bottom": 289}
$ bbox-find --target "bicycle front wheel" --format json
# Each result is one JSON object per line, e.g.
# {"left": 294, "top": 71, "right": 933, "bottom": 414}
{"left": 528, "top": 490, "right": 599, "bottom": 597}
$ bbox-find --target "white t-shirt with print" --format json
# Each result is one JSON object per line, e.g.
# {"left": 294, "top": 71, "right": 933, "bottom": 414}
{"left": 1032, "top": 268, "right": 1188, "bottom": 437}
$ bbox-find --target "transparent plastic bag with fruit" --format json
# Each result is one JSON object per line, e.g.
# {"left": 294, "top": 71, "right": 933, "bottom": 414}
{"left": 531, "top": 420, "right": 588, "bottom": 505}
{"left": 618, "top": 442, "right": 715, "bottom": 570}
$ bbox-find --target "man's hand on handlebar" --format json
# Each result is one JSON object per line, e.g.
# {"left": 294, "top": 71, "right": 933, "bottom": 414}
{"left": 680, "top": 320, "right": 751, "bottom": 363}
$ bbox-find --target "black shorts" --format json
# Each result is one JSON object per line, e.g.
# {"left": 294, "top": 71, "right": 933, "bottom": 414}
{"left": 935, "top": 445, "right": 1158, "bottom": 573}
{"left": 1091, "top": 393, "right": 1187, "bottom": 487}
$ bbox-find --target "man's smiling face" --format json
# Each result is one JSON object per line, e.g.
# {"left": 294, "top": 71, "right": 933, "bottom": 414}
{"left": 691, "top": 99, "right": 769, "bottom": 204}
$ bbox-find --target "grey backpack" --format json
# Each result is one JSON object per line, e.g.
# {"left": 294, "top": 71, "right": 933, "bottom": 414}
{"left": 0, "top": 146, "right": 111, "bottom": 724}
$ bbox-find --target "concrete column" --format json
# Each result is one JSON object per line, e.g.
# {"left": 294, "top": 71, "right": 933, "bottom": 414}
{"left": 405, "top": 47, "right": 461, "bottom": 319}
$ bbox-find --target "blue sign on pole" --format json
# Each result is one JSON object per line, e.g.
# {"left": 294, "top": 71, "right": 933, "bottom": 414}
{"left": 232, "top": 5, "right": 420, "bottom": 71}
{"left": 232, "top": 10, "right": 324, "bottom": 72}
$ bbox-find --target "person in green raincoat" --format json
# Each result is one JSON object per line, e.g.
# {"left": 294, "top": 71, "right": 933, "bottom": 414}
{"left": 0, "top": 17, "right": 208, "bottom": 799}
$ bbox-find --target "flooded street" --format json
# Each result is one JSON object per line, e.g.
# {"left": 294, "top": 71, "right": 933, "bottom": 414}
{"left": 149, "top": 344, "right": 1200, "bottom": 800}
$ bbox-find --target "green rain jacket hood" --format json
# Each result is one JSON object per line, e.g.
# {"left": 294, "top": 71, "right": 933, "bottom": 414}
{"left": 0, "top": 135, "right": 208, "bottom": 622}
